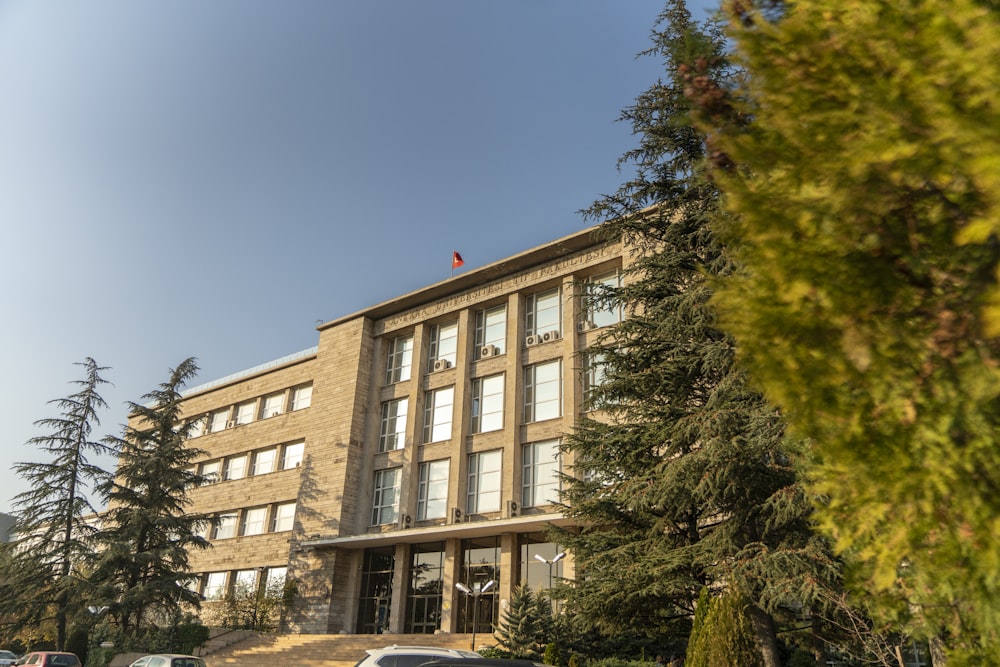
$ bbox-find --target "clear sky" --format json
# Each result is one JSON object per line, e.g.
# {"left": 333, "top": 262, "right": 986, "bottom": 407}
{"left": 0, "top": 1, "right": 714, "bottom": 512}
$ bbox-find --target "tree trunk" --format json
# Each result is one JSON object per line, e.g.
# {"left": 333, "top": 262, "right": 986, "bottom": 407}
{"left": 929, "top": 635, "right": 948, "bottom": 666}
{"left": 747, "top": 603, "right": 782, "bottom": 667}
{"left": 811, "top": 614, "right": 827, "bottom": 667}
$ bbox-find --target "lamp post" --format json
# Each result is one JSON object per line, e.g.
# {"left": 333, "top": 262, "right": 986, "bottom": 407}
{"left": 533, "top": 551, "right": 565, "bottom": 611}
{"left": 455, "top": 579, "right": 495, "bottom": 651}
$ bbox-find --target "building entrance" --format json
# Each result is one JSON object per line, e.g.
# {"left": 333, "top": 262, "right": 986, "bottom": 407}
{"left": 357, "top": 547, "right": 395, "bottom": 633}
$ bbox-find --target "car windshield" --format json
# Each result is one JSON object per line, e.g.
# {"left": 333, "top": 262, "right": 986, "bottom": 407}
{"left": 171, "top": 659, "right": 204, "bottom": 667}
{"left": 47, "top": 657, "right": 78, "bottom": 666}
{"left": 0, "top": 654, "right": 16, "bottom": 660}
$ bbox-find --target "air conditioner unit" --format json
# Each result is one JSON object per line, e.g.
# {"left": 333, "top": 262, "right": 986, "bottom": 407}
{"left": 449, "top": 507, "right": 464, "bottom": 524}
{"left": 480, "top": 345, "right": 500, "bottom": 359}
{"left": 505, "top": 500, "right": 519, "bottom": 518}
{"left": 577, "top": 320, "right": 596, "bottom": 333}
{"left": 269, "top": 410, "right": 280, "bottom": 418}
{"left": 397, "top": 514, "right": 412, "bottom": 530}
{"left": 226, "top": 420, "right": 236, "bottom": 429}
{"left": 542, "top": 331, "right": 562, "bottom": 343}
{"left": 525, "top": 335, "right": 540, "bottom": 347}
{"left": 432, "top": 359, "right": 452, "bottom": 372}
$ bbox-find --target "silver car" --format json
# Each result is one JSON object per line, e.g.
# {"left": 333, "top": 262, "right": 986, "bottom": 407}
{"left": 353, "top": 646, "right": 482, "bottom": 667}
{"left": 0, "top": 651, "right": 18, "bottom": 667}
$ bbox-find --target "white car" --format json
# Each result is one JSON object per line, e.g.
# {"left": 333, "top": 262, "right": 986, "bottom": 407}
{"left": 353, "top": 646, "right": 482, "bottom": 667}
{"left": 0, "top": 652, "right": 18, "bottom": 667}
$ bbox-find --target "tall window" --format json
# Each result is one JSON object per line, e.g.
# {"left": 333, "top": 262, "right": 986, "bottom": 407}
{"left": 379, "top": 398, "right": 408, "bottom": 452}
{"left": 261, "top": 392, "right": 285, "bottom": 419}
{"left": 253, "top": 448, "right": 277, "bottom": 476}
{"left": 291, "top": 384, "right": 313, "bottom": 411}
{"left": 242, "top": 507, "right": 268, "bottom": 536}
{"left": 429, "top": 321, "right": 458, "bottom": 368}
{"left": 584, "top": 271, "right": 623, "bottom": 328}
{"left": 209, "top": 408, "right": 230, "bottom": 433}
{"left": 385, "top": 335, "right": 414, "bottom": 385}
{"left": 185, "top": 416, "right": 206, "bottom": 439}
{"left": 203, "top": 572, "right": 227, "bottom": 600}
{"left": 583, "top": 351, "right": 608, "bottom": 410}
{"left": 525, "top": 288, "right": 561, "bottom": 337}
{"left": 281, "top": 441, "right": 304, "bottom": 469}
{"left": 524, "top": 359, "right": 562, "bottom": 422}
{"left": 422, "top": 386, "right": 454, "bottom": 444}
{"left": 272, "top": 502, "right": 296, "bottom": 532}
{"left": 214, "top": 513, "right": 237, "bottom": 540}
{"left": 467, "top": 450, "right": 502, "bottom": 513}
{"left": 475, "top": 304, "right": 507, "bottom": 357}
{"left": 235, "top": 400, "right": 256, "bottom": 425}
{"left": 223, "top": 454, "right": 247, "bottom": 481}
{"left": 417, "top": 460, "right": 449, "bottom": 520}
{"left": 522, "top": 439, "right": 561, "bottom": 508}
{"left": 200, "top": 460, "right": 221, "bottom": 485}
{"left": 233, "top": 569, "right": 258, "bottom": 594}
{"left": 265, "top": 567, "right": 287, "bottom": 593}
{"left": 471, "top": 374, "right": 504, "bottom": 433}
{"left": 372, "top": 468, "right": 401, "bottom": 525}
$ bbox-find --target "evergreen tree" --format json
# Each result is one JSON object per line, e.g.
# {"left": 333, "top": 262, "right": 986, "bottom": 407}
{"left": 92, "top": 358, "right": 211, "bottom": 636}
{"left": 703, "top": 0, "right": 1000, "bottom": 662}
{"left": 7, "top": 358, "right": 112, "bottom": 649}
{"left": 495, "top": 585, "right": 550, "bottom": 660}
{"left": 685, "top": 588, "right": 762, "bottom": 667}
{"left": 556, "top": 2, "right": 836, "bottom": 665}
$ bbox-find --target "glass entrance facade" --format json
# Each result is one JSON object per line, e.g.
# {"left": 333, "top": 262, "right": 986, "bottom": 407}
{"left": 357, "top": 547, "right": 395, "bottom": 634}
{"left": 457, "top": 536, "right": 500, "bottom": 634}
{"left": 404, "top": 542, "right": 445, "bottom": 633}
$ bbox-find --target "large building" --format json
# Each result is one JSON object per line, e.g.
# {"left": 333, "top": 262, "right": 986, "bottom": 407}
{"left": 171, "top": 226, "right": 625, "bottom": 636}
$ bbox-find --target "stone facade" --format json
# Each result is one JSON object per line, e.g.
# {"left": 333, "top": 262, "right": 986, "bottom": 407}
{"left": 169, "top": 226, "right": 626, "bottom": 635}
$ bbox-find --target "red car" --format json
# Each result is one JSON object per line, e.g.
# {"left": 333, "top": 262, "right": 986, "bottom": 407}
{"left": 15, "top": 654, "right": 80, "bottom": 667}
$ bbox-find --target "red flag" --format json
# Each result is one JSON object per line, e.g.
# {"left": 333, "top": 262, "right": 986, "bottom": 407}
{"left": 452, "top": 251, "right": 465, "bottom": 269}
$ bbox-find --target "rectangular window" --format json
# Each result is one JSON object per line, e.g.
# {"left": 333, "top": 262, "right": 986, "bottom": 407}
{"left": 522, "top": 439, "right": 561, "bottom": 508}
{"left": 385, "top": 335, "right": 414, "bottom": 385}
{"left": 417, "top": 460, "right": 449, "bottom": 520}
{"left": 372, "top": 468, "right": 401, "bottom": 525}
{"left": 584, "top": 271, "right": 623, "bottom": 329}
{"left": 471, "top": 374, "right": 505, "bottom": 433}
{"left": 475, "top": 304, "right": 507, "bottom": 357}
{"left": 467, "top": 450, "right": 502, "bottom": 514}
{"left": 235, "top": 400, "right": 256, "bottom": 425}
{"left": 291, "top": 384, "right": 313, "bottom": 411}
{"left": 422, "top": 386, "right": 455, "bottom": 444}
{"left": 200, "top": 460, "right": 221, "bottom": 485}
{"left": 208, "top": 408, "right": 230, "bottom": 433}
{"left": 524, "top": 359, "right": 562, "bottom": 423}
{"left": 233, "top": 568, "right": 258, "bottom": 594}
{"left": 203, "top": 572, "right": 227, "bottom": 600}
{"left": 281, "top": 441, "right": 304, "bottom": 469}
{"left": 242, "top": 507, "right": 268, "bottom": 536}
{"left": 261, "top": 392, "right": 285, "bottom": 419}
{"left": 223, "top": 454, "right": 248, "bottom": 481}
{"left": 186, "top": 416, "right": 206, "bottom": 439}
{"left": 429, "top": 321, "right": 459, "bottom": 369}
{"left": 525, "top": 288, "right": 561, "bottom": 337}
{"left": 379, "top": 398, "right": 409, "bottom": 452}
{"left": 584, "top": 351, "right": 608, "bottom": 410}
{"left": 253, "top": 448, "right": 277, "bottom": 476}
{"left": 272, "top": 502, "right": 296, "bottom": 532}
{"left": 214, "top": 513, "right": 237, "bottom": 540}
{"left": 265, "top": 566, "right": 287, "bottom": 593}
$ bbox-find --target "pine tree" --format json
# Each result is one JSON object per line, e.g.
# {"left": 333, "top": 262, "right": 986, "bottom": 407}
{"left": 495, "top": 585, "right": 550, "bottom": 660}
{"left": 92, "top": 358, "right": 211, "bottom": 636}
{"left": 703, "top": 0, "right": 1000, "bottom": 662}
{"left": 685, "top": 588, "right": 762, "bottom": 667}
{"left": 556, "top": 2, "right": 837, "bottom": 664}
{"left": 7, "top": 358, "right": 112, "bottom": 649}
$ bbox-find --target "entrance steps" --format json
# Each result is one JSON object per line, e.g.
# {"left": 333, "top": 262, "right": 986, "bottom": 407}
{"left": 204, "top": 633, "right": 479, "bottom": 667}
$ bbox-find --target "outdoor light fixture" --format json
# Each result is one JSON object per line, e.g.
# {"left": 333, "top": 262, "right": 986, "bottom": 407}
{"left": 455, "top": 579, "right": 496, "bottom": 650}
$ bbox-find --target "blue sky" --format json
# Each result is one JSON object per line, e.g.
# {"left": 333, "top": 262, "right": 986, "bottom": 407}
{"left": 0, "top": 1, "right": 715, "bottom": 511}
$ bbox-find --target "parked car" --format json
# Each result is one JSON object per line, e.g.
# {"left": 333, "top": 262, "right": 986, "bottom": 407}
{"left": 353, "top": 646, "right": 482, "bottom": 667}
{"left": 14, "top": 653, "right": 80, "bottom": 667}
{"left": 421, "top": 660, "right": 538, "bottom": 667}
{"left": 0, "top": 651, "right": 19, "bottom": 667}
{"left": 128, "top": 656, "right": 206, "bottom": 667}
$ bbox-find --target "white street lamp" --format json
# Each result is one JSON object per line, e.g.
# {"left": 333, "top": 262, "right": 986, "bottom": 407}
{"left": 455, "top": 579, "right": 496, "bottom": 651}
{"left": 533, "top": 551, "right": 566, "bottom": 611}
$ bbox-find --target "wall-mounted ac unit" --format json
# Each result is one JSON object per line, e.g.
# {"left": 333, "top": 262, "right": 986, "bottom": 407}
{"left": 480, "top": 345, "right": 500, "bottom": 359}
{"left": 449, "top": 507, "right": 464, "bottom": 524}
{"left": 505, "top": 500, "right": 519, "bottom": 518}
{"left": 432, "top": 359, "right": 453, "bottom": 372}
{"left": 525, "top": 335, "right": 541, "bottom": 347}
{"left": 577, "top": 320, "right": 596, "bottom": 333}
{"left": 542, "top": 331, "right": 562, "bottom": 343}
{"left": 226, "top": 420, "right": 236, "bottom": 429}
{"left": 269, "top": 410, "right": 280, "bottom": 418}
{"left": 397, "top": 514, "right": 412, "bottom": 530}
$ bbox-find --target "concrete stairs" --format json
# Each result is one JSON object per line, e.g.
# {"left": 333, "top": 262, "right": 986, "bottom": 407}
{"left": 204, "top": 633, "right": 479, "bottom": 667}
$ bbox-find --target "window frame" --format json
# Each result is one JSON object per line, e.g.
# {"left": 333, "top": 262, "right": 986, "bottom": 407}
{"left": 524, "top": 359, "right": 562, "bottom": 423}
{"left": 467, "top": 450, "right": 502, "bottom": 514}
{"left": 416, "top": 459, "right": 449, "bottom": 521}
{"left": 522, "top": 439, "right": 562, "bottom": 508}
{"left": 422, "top": 386, "right": 455, "bottom": 444}
{"left": 253, "top": 448, "right": 277, "bottom": 476}
{"left": 471, "top": 374, "right": 505, "bottom": 433}
{"left": 272, "top": 502, "right": 296, "bottom": 532}
{"left": 372, "top": 468, "right": 402, "bottom": 526}
{"left": 429, "top": 320, "right": 459, "bottom": 368}
{"left": 379, "top": 397, "right": 409, "bottom": 452}
{"left": 223, "top": 454, "right": 248, "bottom": 481}
{"left": 241, "top": 507, "right": 268, "bottom": 536}
{"left": 385, "top": 335, "right": 414, "bottom": 385}
{"left": 281, "top": 441, "right": 305, "bottom": 469}
{"left": 291, "top": 384, "right": 313, "bottom": 411}
{"left": 525, "top": 287, "right": 561, "bottom": 337}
